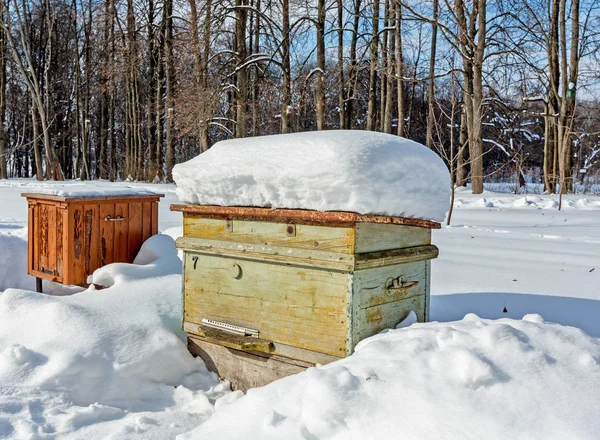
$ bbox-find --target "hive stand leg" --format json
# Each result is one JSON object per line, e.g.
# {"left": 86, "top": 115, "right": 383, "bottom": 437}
{"left": 36, "top": 277, "right": 43, "bottom": 293}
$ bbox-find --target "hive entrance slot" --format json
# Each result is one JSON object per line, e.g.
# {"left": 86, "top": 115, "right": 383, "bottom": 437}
{"left": 201, "top": 318, "right": 259, "bottom": 337}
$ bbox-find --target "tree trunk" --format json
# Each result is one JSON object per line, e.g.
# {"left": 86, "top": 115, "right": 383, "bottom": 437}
{"left": 315, "top": 0, "right": 326, "bottom": 130}
{"left": 147, "top": 0, "right": 157, "bottom": 179}
{"left": 425, "top": 0, "right": 438, "bottom": 148}
{"left": 457, "top": 107, "right": 468, "bottom": 187}
{"left": 281, "top": 0, "right": 291, "bottom": 133}
{"left": 395, "top": 0, "right": 404, "bottom": 137}
{"left": 31, "top": 106, "right": 43, "bottom": 181}
{"left": 336, "top": 0, "right": 344, "bottom": 129}
{"left": 366, "top": 0, "right": 379, "bottom": 131}
{"left": 165, "top": 0, "right": 175, "bottom": 181}
{"left": 234, "top": 0, "right": 248, "bottom": 138}
{"left": 199, "top": 0, "right": 212, "bottom": 151}
{"left": 344, "top": 0, "right": 361, "bottom": 129}
{"left": 0, "top": 2, "right": 6, "bottom": 179}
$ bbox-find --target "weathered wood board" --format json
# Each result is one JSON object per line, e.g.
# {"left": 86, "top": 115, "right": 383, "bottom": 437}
{"left": 173, "top": 205, "right": 440, "bottom": 388}
{"left": 23, "top": 193, "right": 163, "bottom": 286}
{"left": 189, "top": 336, "right": 311, "bottom": 392}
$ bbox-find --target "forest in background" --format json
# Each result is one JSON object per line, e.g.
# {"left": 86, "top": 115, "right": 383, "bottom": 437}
{"left": 0, "top": 0, "right": 598, "bottom": 195}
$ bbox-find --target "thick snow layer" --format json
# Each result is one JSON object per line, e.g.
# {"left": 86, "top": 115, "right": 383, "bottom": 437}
{"left": 22, "top": 184, "right": 156, "bottom": 197}
{"left": 0, "top": 229, "right": 33, "bottom": 292}
{"left": 0, "top": 235, "right": 225, "bottom": 437}
{"left": 173, "top": 131, "right": 451, "bottom": 222}
{"left": 180, "top": 315, "right": 600, "bottom": 440}
{"left": 1, "top": 179, "right": 600, "bottom": 438}
{"left": 9, "top": 178, "right": 165, "bottom": 198}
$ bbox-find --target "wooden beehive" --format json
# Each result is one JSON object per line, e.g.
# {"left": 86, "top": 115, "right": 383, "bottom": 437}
{"left": 23, "top": 193, "right": 163, "bottom": 289}
{"left": 172, "top": 204, "right": 440, "bottom": 391}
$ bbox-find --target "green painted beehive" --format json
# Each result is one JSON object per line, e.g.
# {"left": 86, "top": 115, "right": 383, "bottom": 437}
{"left": 172, "top": 204, "right": 440, "bottom": 391}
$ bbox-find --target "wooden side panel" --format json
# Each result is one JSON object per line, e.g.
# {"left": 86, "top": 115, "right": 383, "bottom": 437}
{"left": 352, "top": 261, "right": 428, "bottom": 348}
{"left": 183, "top": 217, "right": 355, "bottom": 253}
{"left": 151, "top": 202, "right": 159, "bottom": 235}
{"left": 56, "top": 207, "right": 64, "bottom": 281}
{"left": 27, "top": 204, "right": 35, "bottom": 274}
{"left": 183, "top": 252, "right": 350, "bottom": 357}
{"left": 70, "top": 204, "right": 85, "bottom": 284}
{"left": 82, "top": 204, "right": 100, "bottom": 280}
{"left": 128, "top": 202, "right": 143, "bottom": 262}
{"left": 188, "top": 337, "right": 310, "bottom": 392}
{"left": 355, "top": 223, "right": 431, "bottom": 253}
{"left": 33, "top": 204, "right": 40, "bottom": 272}
{"left": 47, "top": 205, "right": 56, "bottom": 276}
{"left": 61, "top": 207, "right": 71, "bottom": 284}
{"left": 356, "top": 295, "right": 425, "bottom": 342}
{"left": 99, "top": 203, "right": 115, "bottom": 266}
{"left": 113, "top": 203, "right": 129, "bottom": 263}
{"left": 39, "top": 204, "right": 48, "bottom": 273}
{"left": 142, "top": 201, "right": 152, "bottom": 243}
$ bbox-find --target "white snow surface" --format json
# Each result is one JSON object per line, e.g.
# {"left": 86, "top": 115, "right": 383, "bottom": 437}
{"left": 17, "top": 181, "right": 158, "bottom": 197}
{"left": 173, "top": 131, "right": 451, "bottom": 222}
{"left": 1, "top": 179, "right": 600, "bottom": 438}
{"left": 180, "top": 314, "right": 600, "bottom": 440}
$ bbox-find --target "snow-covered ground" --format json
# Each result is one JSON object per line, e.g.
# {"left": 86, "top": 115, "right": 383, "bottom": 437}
{"left": 0, "top": 179, "right": 599, "bottom": 439}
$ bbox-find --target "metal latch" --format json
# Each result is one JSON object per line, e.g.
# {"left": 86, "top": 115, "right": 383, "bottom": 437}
{"left": 201, "top": 318, "right": 259, "bottom": 338}
{"left": 385, "top": 276, "right": 419, "bottom": 295}
{"left": 104, "top": 215, "right": 125, "bottom": 222}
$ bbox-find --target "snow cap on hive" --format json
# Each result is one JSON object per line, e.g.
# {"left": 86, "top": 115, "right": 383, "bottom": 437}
{"left": 173, "top": 130, "right": 450, "bottom": 222}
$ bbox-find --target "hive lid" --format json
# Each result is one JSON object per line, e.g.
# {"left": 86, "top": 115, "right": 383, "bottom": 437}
{"left": 173, "top": 130, "right": 450, "bottom": 223}
{"left": 21, "top": 185, "right": 164, "bottom": 202}
{"left": 170, "top": 204, "right": 441, "bottom": 229}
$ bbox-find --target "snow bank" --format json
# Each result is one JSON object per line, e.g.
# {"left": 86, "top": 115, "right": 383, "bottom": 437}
{"left": 179, "top": 315, "right": 600, "bottom": 440}
{"left": 0, "top": 229, "right": 34, "bottom": 292}
{"left": 173, "top": 131, "right": 450, "bottom": 222}
{"left": 0, "top": 234, "right": 221, "bottom": 437}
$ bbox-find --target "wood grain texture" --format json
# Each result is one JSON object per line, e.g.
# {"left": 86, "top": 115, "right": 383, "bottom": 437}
{"left": 114, "top": 203, "right": 129, "bottom": 263}
{"left": 356, "top": 295, "right": 425, "bottom": 341}
{"left": 71, "top": 204, "right": 84, "bottom": 284}
{"left": 151, "top": 202, "right": 159, "bottom": 235}
{"left": 355, "top": 223, "right": 431, "bottom": 253}
{"left": 183, "top": 217, "right": 355, "bottom": 253}
{"left": 351, "top": 261, "right": 428, "bottom": 346}
{"left": 142, "top": 202, "right": 152, "bottom": 243}
{"left": 183, "top": 251, "right": 349, "bottom": 357}
{"left": 39, "top": 204, "right": 48, "bottom": 273}
{"left": 177, "top": 207, "right": 441, "bottom": 388}
{"left": 188, "top": 337, "right": 310, "bottom": 392}
{"left": 99, "top": 203, "right": 115, "bottom": 266}
{"left": 171, "top": 204, "right": 441, "bottom": 229}
{"left": 176, "top": 236, "right": 355, "bottom": 271}
{"left": 61, "top": 208, "right": 70, "bottom": 284}
{"left": 23, "top": 195, "right": 162, "bottom": 285}
{"left": 354, "top": 245, "right": 439, "bottom": 270}
{"left": 27, "top": 206, "right": 34, "bottom": 273}
{"left": 56, "top": 207, "right": 64, "bottom": 280}
{"left": 128, "top": 202, "right": 143, "bottom": 262}
{"left": 47, "top": 205, "right": 56, "bottom": 277}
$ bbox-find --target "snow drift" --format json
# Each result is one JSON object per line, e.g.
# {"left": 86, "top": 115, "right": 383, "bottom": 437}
{"left": 173, "top": 130, "right": 451, "bottom": 222}
{"left": 179, "top": 314, "right": 600, "bottom": 440}
{"left": 0, "top": 235, "right": 218, "bottom": 412}
{"left": 0, "top": 229, "right": 34, "bottom": 292}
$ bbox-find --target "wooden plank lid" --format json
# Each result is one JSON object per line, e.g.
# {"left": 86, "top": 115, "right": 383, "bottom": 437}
{"left": 170, "top": 204, "right": 441, "bottom": 229}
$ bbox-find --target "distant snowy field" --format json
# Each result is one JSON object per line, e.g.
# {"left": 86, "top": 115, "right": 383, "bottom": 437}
{"left": 0, "top": 179, "right": 599, "bottom": 439}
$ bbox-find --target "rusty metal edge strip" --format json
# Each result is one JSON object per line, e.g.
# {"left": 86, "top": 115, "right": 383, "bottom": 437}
{"left": 170, "top": 204, "right": 441, "bottom": 229}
